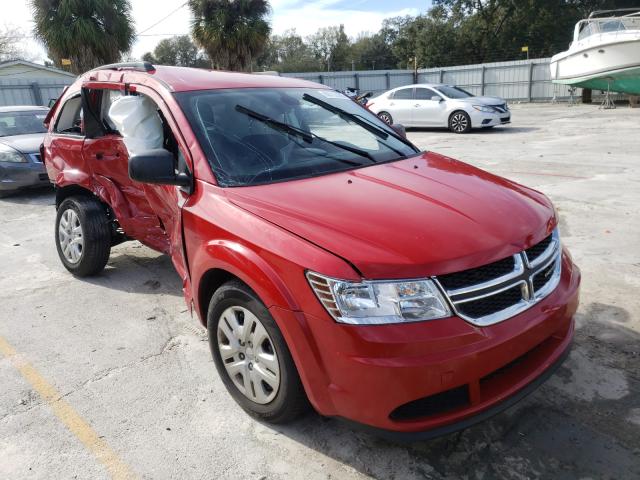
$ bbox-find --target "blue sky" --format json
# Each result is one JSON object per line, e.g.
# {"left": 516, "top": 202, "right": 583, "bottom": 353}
{"left": 340, "top": 0, "right": 429, "bottom": 12}
{"left": 8, "top": 0, "right": 432, "bottom": 62}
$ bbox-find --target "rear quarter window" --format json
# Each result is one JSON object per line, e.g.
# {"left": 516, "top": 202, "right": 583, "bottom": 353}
{"left": 54, "top": 96, "right": 83, "bottom": 135}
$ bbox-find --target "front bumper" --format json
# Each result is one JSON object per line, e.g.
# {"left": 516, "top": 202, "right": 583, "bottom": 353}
{"left": 468, "top": 109, "right": 511, "bottom": 128}
{"left": 272, "top": 250, "right": 579, "bottom": 435}
{"left": 0, "top": 158, "right": 50, "bottom": 192}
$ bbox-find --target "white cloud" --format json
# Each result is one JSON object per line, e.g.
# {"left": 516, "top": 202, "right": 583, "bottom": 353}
{"left": 270, "top": 5, "right": 419, "bottom": 38}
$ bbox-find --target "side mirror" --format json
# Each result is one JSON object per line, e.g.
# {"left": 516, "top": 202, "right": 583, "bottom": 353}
{"left": 431, "top": 96, "right": 443, "bottom": 102}
{"left": 390, "top": 123, "right": 407, "bottom": 138}
{"left": 129, "top": 149, "right": 191, "bottom": 188}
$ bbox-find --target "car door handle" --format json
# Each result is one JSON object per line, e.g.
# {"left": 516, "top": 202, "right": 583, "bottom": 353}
{"left": 414, "top": 104, "right": 421, "bottom": 107}
{"left": 95, "top": 152, "right": 120, "bottom": 161}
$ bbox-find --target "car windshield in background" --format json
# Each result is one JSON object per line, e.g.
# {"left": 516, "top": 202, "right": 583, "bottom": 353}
{"left": 434, "top": 86, "right": 474, "bottom": 99}
{"left": 0, "top": 111, "right": 47, "bottom": 137}
{"left": 175, "top": 88, "right": 420, "bottom": 187}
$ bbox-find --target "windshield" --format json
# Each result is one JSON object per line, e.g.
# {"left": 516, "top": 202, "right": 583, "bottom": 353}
{"left": 434, "top": 86, "right": 474, "bottom": 99}
{"left": 175, "top": 88, "right": 419, "bottom": 187}
{"left": 0, "top": 110, "right": 48, "bottom": 137}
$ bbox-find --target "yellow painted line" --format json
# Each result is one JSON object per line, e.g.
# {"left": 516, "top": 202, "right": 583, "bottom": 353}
{"left": 0, "top": 336, "right": 136, "bottom": 480}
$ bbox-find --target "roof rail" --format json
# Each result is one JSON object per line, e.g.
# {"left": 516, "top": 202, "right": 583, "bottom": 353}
{"left": 91, "top": 61, "right": 156, "bottom": 73}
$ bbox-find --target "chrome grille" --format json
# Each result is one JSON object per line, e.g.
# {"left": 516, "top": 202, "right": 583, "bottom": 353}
{"left": 438, "top": 256, "right": 515, "bottom": 291}
{"left": 434, "top": 229, "right": 561, "bottom": 326}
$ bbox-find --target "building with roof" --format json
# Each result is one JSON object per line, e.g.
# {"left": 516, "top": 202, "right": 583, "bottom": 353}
{"left": 0, "top": 60, "right": 76, "bottom": 107}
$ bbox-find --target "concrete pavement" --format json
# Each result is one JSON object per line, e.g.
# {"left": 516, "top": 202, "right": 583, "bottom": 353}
{"left": 1, "top": 103, "right": 638, "bottom": 479}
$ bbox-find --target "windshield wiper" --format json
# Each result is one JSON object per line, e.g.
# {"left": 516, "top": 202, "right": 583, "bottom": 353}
{"left": 235, "top": 104, "right": 376, "bottom": 163}
{"left": 235, "top": 105, "right": 312, "bottom": 142}
{"left": 302, "top": 94, "right": 419, "bottom": 153}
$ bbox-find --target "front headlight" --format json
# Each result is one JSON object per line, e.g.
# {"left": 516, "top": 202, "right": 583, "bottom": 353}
{"left": 472, "top": 105, "right": 495, "bottom": 113}
{"left": 0, "top": 144, "right": 26, "bottom": 163}
{"left": 306, "top": 272, "right": 451, "bottom": 325}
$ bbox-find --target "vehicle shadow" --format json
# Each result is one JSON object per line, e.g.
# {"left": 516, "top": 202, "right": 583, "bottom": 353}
{"left": 257, "top": 303, "right": 640, "bottom": 479}
{"left": 0, "top": 187, "right": 55, "bottom": 205}
{"left": 408, "top": 126, "right": 540, "bottom": 135}
{"left": 80, "top": 247, "right": 183, "bottom": 298}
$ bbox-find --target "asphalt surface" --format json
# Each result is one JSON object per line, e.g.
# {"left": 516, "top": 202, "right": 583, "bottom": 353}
{"left": 1, "top": 103, "right": 639, "bottom": 479}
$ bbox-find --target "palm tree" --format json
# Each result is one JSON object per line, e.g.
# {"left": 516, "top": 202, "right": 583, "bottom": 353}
{"left": 189, "top": 0, "right": 271, "bottom": 71}
{"left": 30, "top": 0, "right": 135, "bottom": 74}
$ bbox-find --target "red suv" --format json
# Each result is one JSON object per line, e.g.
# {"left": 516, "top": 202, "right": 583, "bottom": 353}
{"left": 43, "top": 63, "right": 580, "bottom": 440}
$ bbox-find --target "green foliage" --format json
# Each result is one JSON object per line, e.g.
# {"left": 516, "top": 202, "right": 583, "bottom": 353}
{"left": 350, "top": 33, "right": 396, "bottom": 70}
{"left": 307, "top": 25, "right": 352, "bottom": 71}
{"left": 257, "top": 0, "right": 640, "bottom": 72}
{"left": 431, "top": 0, "right": 640, "bottom": 65}
{"left": 256, "top": 30, "right": 321, "bottom": 73}
{"left": 189, "top": 0, "right": 271, "bottom": 71}
{"left": 142, "top": 35, "right": 209, "bottom": 68}
{"left": 30, "top": 0, "right": 135, "bottom": 73}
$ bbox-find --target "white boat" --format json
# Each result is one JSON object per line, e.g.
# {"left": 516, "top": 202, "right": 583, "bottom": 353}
{"left": 550, "top": 9, "right": 640, "bottom": 95}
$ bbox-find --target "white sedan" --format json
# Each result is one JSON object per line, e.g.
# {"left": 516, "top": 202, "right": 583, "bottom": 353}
{"left": 366, "top": 84, "right": 511, "bottom": 133}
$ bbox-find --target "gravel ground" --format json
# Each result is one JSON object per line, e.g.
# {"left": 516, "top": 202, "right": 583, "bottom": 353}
{"left": 0, "top": 103, "right": 638, "bottom": 479}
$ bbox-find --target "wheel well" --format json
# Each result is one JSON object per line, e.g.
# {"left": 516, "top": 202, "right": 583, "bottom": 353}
{"left": 55, "top": 185, "right": 125, "bottom": 245}
{"left": 55, "top": 185, "right": 98, "bottom": 209}
{"left": 198, "top": 269, "right": 239, "bottom": 325}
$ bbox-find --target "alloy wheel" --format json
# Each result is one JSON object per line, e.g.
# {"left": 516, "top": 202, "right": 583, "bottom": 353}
{"left": 58, "top": 209, "right": 84, "bottom": 264}
{"left": 217, "top": 306, "right": 280, "bottom": 404}
{"left": 451, "top": 113, "right": 469, "bottom": 133}
{"left": 378, "top": 112, "right": 392, "bottom": 125}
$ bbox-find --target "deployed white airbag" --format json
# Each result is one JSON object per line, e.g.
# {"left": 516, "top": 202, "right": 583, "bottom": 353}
{"left": 108, "top": 95, "right": 163, "bottom": 156}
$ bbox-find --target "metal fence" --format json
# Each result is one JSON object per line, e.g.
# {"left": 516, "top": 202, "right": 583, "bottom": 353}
{"left": 0, "top": 58, "right": 625, "bottom": 107}
{"left": 284, "top": 58, "right": 582, "bottom": 102}
{"left": 0, "top": 78, "right": 74, "bottom": 107}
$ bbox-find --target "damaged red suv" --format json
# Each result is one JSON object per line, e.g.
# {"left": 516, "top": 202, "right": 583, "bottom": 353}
{"left": 43, "top": 63, "right": 580, "bottom": 440}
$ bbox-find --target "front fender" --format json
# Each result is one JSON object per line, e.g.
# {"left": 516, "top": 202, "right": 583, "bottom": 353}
{"left": 193, "top": 239, "right": 300, "bottom": 322}
{"left": 191, "top": 239, "right": 338, "bottom": 415}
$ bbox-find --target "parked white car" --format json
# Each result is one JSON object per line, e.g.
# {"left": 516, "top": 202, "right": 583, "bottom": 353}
{"left": 367, "top": 84, "right": 511, "bottom": 133}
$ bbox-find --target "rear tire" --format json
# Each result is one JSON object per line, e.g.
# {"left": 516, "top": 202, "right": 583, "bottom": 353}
{"left": 0, "top": 190, "right": 15, "bottom": 198}
{"left": 377, "top": 111, "right": 393, "bottom": 125}
{"left": 55, "top": 196, "right": 111, "bottom": 276}
{"left": 207, "top": 280, "right": 308, "bottom": 424}
{"left": 449, "top": 111, "right": 472, "bottom": 134}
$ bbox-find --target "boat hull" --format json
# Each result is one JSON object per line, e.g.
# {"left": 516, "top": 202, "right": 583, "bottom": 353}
{"left": 551, "top": 36, "right": 640, "bottom": 94}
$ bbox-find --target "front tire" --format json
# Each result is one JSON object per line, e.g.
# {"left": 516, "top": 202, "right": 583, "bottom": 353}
{"left": 207, "top": 280, "right": 308, "bottom": 424}
{"left": 377, "top": 111, "right": 393, "bottom": 125}
{"left": 449, "top": 111, "right": 472, "bottom": 134}
{"left": 55, "top": 196, "right": 111, "bottom": 276}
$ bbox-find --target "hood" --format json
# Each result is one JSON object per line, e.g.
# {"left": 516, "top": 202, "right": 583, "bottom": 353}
{"left": 0, "top": 133, "right": 45, "bottom": 154}
{"left": 226, "top": 152, "right": 555, "bottom": 279}
{"left": 456, "top": 96, "right": 506, "bottom": 106}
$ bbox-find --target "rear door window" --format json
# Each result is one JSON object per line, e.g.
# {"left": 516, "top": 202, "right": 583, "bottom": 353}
{"left": 415, "top": 88, "right": 440, "bottom": 100}
{"left": 391, "top": 88, "right": 413, "bottom": 100}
